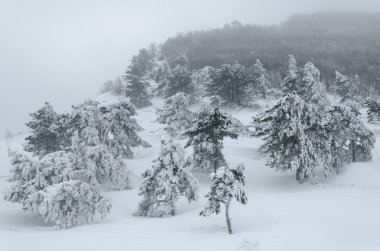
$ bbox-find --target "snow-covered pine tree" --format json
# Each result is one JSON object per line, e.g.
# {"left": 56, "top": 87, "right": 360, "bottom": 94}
{"left": 101, "top": 101, "right": 151, "bottom": 158}
{"left": 156, "top": 92, "right": 194, "bottom": 137}
{"left": 24, "top": 102, "right": 63, "bottom": 157}
{"left": 365, "top": 98, "right": 380, "bottom": 123}
{"left": 124, "top": 57, "right": 152, "bottom": 108}
{"left": 332, "top": 71, "right": 360, "bottom": 103}
{"left": 253, "top": 94, "right": 328, "bottom": 183}
{"left": 299, "top": 62, "right": 330, "bottom": 112}
{"left": 191, "top": 66, "right": 215, "bottom": 103}
{"left": 200, "top": 164, "right": 247, "bottom": 234}
{"left": 281, "top": 55, "right": 300, "bottom": 96}
{"left": 324, "top": 105, "right": 375, "bottom": 169}
{"left": 163, "top": 63, "right": 195, "bottom": 100}
{"left": 251, "top": 59, "right": 270, "bottom": 99}
{"left": 184, "top": 107, "right": 238, "bottom": 172}
{"left": 152, "top": 60, "right": 171, "bottom": 95}
{"left": 206, "top": 62, "right": 248, "bottom": 107}
{"left": 63, "top": 100, "right": 149, "bottom": 190}
{"left": 135, "top": 137, "right": 198, "bottom": 217}
{"left": 67, "top": 102, "right": 128, "bottom": 190}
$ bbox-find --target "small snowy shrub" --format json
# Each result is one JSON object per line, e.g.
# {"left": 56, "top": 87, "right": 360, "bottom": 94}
{"left": 38, "top": 180, "right": 111, "bottom": 230}
{"left": 4, "top": 153, "right": 37, "bottom": 203}
{"left": 4, "top": 151, "right": 112, "bottom": 229}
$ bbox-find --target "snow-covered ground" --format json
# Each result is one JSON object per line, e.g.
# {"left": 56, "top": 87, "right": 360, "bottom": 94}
{"left": 1, "top": 95, "right": 380, "bottom": 251}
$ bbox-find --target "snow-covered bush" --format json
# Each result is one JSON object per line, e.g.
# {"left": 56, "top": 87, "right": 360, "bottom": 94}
{"left": 4, "top": 153, "right": 37, "bottom": 203}
{"left": 4, "top": 151, "right": 112, "bottom": 230}
{"left": 156, "top": 92, "right": 194, "bottom": 137}
{"left": 200, "top": 164, "right": 247, "bottom": 234}
{"left": 135, "top": 137, "right": 198, "bottom": 217}
{"left": 38, "top": 180, "right": 111, "bottom": 230}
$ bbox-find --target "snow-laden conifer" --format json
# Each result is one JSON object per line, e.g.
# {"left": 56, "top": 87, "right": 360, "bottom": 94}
{"left": 135, "top": 137, "right": 198, "bottom": 217}
{"left": 250, "top": 59, "right": 270, "bottom": 99}
{"left": 253, "top": 94, "right": 328, "bottom": 183}
{"left": 163, "top": 55, "right": 195, "bottom": 100}
{"left": 299, "top": 62, "right": 330, "bottom": 112}
{"left": 281, "top": 55, "right": 299, "bottom": 95}
{"left": 365, "top": 98, "right": 380, "bottom": 123}
{"left": 184, "top": 107, "right": 238, "bottom": 172}
{"left": 156, "top": 92, "right": 194, "bottom": 137}
{"left": 326, "top": 104, "right": 375, "bottom": 164}
{"left": 24, "top": 102, "right": 63, "bottom": 157}
{"left": 124, "top": 56, "right": 152, "bottom": 108}
{"left": 206, "top": 62, "right": 248, "bottom": 107}
{"left": 200, "top": 164, "right": 247, "bottom": 234}
{"left": 332, "top": 71, "right": 361, "bottom": 103}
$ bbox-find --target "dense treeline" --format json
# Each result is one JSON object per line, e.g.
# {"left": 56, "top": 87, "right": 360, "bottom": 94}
{"left": 160, "top": 12, "right": 380, "bottom": 96}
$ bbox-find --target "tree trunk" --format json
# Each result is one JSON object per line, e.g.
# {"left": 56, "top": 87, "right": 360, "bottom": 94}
{"left": 225, "top": 197, "right": 233, "bottom": 234}
{"left": 351, "top": 139, "right": 356, "bottom": 162}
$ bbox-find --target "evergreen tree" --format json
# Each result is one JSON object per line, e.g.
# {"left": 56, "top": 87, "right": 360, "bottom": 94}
{"left": 156, "top": 92, "right": 194, "bottom": 137}
{"left": 200, "top": 164, "right": 247, "bottom": 234}
{"left": 251, "top": 59, "right": 270, "bottom": 99}
{"left": 299, "top": 62, "right": 330, "bottom": 112}
{"left": 324, "top": 105, "right": 375, "bottom": 168}
{"left": 281, "top": 55, "right": 299, "bottom": 95}
{"left": 152, "top": 60, "right": 170, "bottom": 94}
{"left": 332, "top": 71, "right": 360, "bottom": 103}
{"left": 101, "top": 101, "right": 151, "bottom": 158}
{"left": 206, "top": 62, "right": 248, "bottom": 107}
{"left": 191, "top": 66, "right": 215, "bottom": 102}
{"left": 365, "top": 98, "right": 380, "bottom": 123}
{"left": 124, "top": 57, "right": 152, "bottom": 108}
{"left": 24, "top": 102, "right": 62, "bottom": 157}
{"left": 135, "top": 137, "right": 198, "bottom": 217}
{"left": 184, "top": 108, "right": 238, "bottom": 172}
{"left": 164, "top": 64, "right": 195, "bottom": 100}
{"left": 253, "top": 94, "right": 328, "bottom": 183}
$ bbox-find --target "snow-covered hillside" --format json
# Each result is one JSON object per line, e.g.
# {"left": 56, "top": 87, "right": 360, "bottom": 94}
{"left": 1, "top": 94, "right": 380, "bottom": 251}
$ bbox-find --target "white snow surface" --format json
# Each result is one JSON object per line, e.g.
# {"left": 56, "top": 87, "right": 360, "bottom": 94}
{"left": 1, "top": 94, "right": 380, "bottom": 251}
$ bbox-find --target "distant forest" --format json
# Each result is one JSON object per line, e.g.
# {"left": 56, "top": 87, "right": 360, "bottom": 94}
{"left": 160, "top": 12, "right": 380, "bottom": 96}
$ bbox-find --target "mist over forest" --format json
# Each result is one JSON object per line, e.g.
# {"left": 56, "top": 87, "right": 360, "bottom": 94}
{"left": 160, "top": 12, "right": 380, "bottom": 96}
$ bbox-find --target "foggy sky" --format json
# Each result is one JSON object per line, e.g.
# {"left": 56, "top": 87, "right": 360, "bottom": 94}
{"left": 1, "top": 0, "right": 380, "bottom": 137}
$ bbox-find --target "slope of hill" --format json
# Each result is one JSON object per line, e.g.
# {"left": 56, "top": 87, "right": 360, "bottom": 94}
{"left": 1, "top": 94, "right": 380, "bottom": 251}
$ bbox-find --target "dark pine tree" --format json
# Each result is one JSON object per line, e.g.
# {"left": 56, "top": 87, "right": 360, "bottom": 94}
{"left": 207, "top": 62, "right": 248, "bottom": 107}
{"left": 124, "top": 56, "right": 152, "bottom": 108}
{"left": 24, "top": 102, "right": 62, "bottom": 158}
{"left": 184, "top": 108, "right": 238, "bottom": 172}
{"left": 365, "top": 98, "right": 380, "bottom": 123}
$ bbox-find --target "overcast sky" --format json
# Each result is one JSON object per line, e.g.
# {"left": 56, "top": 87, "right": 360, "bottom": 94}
{"left": 1, "top": 0, "right": 380, "bottom": 137}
